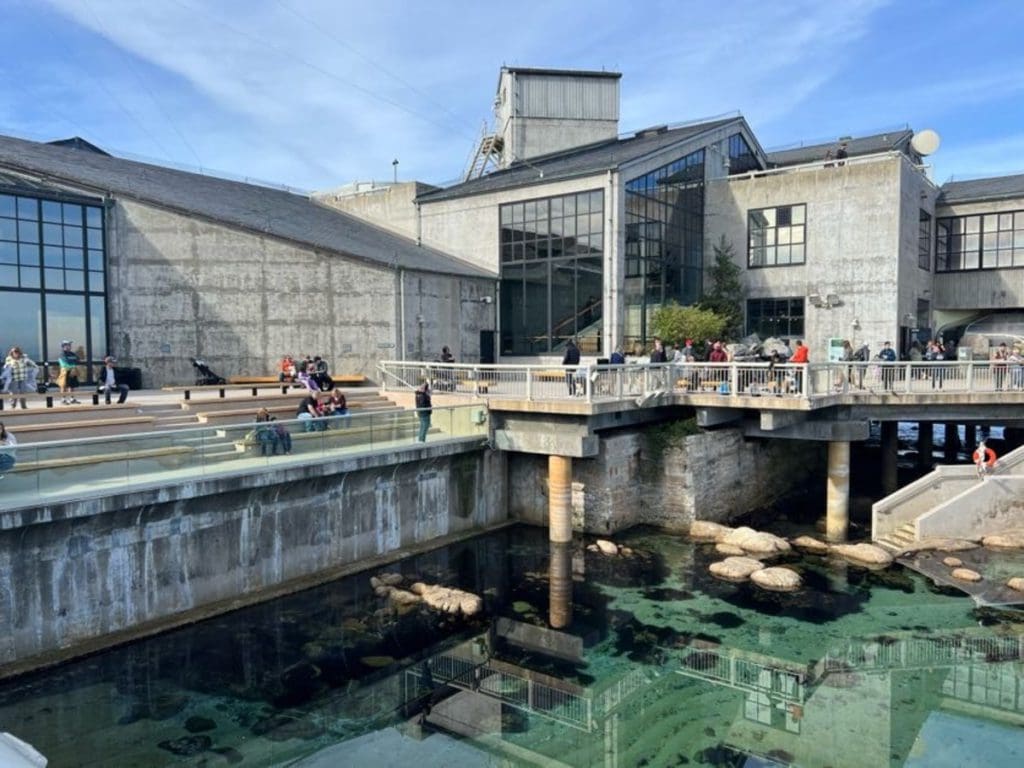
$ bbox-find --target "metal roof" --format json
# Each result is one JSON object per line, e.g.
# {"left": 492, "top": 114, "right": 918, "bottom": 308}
{"left": 938, "top": 173, "right": 1024, "bottom": 205}
{"left": 502, "top": 66, "right": 622, "bottom": 79}
{"left": 417, "top": 117, "right": 743, "bottom": 203}
{"left": 0, "top": 133, "right": 493, "bottom": 278}
{"left": 766, "top": 129, "right": 915, "bottom": 167}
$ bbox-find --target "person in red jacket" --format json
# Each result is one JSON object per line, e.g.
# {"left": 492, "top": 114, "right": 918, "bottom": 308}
{"left": 789, "top": 340, "right": 809, "bottom": 393}
{"left": 973, "top": 440, "right": 997, "bottom": 480}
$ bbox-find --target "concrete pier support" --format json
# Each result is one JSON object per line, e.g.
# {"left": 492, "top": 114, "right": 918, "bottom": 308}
{"left": 944, "top": 422, "right": 959, "bottom": 463}
{"left": 548, "top": 455, "right": 573, "bottom": 543}
{"left": 826, "top": 441, "right": 850, "bottom": 543}
{"left": 918, "top": 422, "right": 933, "bottom": 468}
{"left": 548, "top": 541, "right": 573, "bottom": 629}
{"left": 881, "top": 422, "right": 898, "bottom": 495}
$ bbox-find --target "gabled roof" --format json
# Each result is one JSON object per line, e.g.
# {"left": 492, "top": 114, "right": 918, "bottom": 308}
{"left": 0, "top": 134, "right": 493, "bottom": 278}
{"left": 417, "top": 117, "right": 744, "bottom": 203}
{"left": 47, "top": 136, "right": 111, "bottom": 156}
{"left": 766, "top": 129, "right": 915, "bottom": 168}
{"left": 938, "top": 173, "right": 1024, "bottom": 205}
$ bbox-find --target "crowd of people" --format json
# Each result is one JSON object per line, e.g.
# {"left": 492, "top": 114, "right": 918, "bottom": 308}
{"left": 1, "top": 341, "right": 131, "bottom": 408}
{"left": 278, "top": 354, "right": 334, "bottom": 392}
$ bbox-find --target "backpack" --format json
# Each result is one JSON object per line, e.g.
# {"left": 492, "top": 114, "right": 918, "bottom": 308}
{"left": 853, "top": 345, "right": 869, "bottom": 362}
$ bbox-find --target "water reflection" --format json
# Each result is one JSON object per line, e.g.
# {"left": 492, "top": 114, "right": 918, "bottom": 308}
{"left": 0, "top": 525, "right": 1021, "bottom": 767}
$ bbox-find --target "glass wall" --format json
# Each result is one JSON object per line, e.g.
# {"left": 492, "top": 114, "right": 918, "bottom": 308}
{"left": 0, "top": 189, "right": 107, "bottom": 376}
{"left": 746, "top": 297, "right": 804, "bottom": 339}
{"left": 936, "top": 210, "right": 1024, "bottom": 271}
{"left": 499, "top": 190, "right": 603, "bottom": 355}
{"left": 624, "top": 149, "right": 704, "bottom": 351}
{"left": 728, "top": 133, "right": 760, "bottom": 175}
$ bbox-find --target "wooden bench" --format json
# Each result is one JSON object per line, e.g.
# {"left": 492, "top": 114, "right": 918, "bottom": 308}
{"left": 0, "top": 403, "right": 138, "bottom": 425}
{"left": 163, "top": 383, "right": 293, "bottom": 400}
{"left": 12, "top": 445, "right": 194, "bottom": 473}
{"left": 333, "top": 375, "right": 368, "bottom": 386}
{"left": 14, "top": 416, "right": 156, "bottom": 443}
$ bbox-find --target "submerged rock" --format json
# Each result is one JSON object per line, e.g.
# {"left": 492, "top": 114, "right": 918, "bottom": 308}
{"left": 689, "top": 521, "right": 732, "bottom": 542}
{"left": 791, "top": 535, "right": 829, "bottom": 555}
{"left": 184, "top": 716, "right": 217, "bottom": 733}
{"left": 158, "top": 735, "right": 212, "bottom": 757}
{"left": 951, "top": 568, "right": 982, "bottom": 583}
{"left": 750, "top": 567, "right": 802, "bottom": 592}
{"left": 722, "top": 527, "right": 791, "bottom": 555}
{"left": 982, "top": 531, "right": 1024, "bottom": 550}
{"left": 831, "top": 543, "right": 894, "bottom": 566}
{"left": 595, "top": 539, "right": 619, "bottom": 556}
{"left": 942, "top": 557, "right": 963, "bottom": 568}
{"left": 1006, "top": 577, "right": 1024, "bottom": 592}
{"left": 709, "top": 556, "right": 764, "bottom": 582}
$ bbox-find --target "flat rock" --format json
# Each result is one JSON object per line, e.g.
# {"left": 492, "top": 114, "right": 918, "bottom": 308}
{"left": 709, "top": 556, "right": 765, "bottom": 582}
{"left": 903, "top": 538, "right": 979, "bottom": 553}
{"left": 982, "top": 531, "right": 1024, "bottom": 550}
{"left": 410, "top": 582, "right": 483, "bottom": 616}
{"left": 750, "top": 567, "right": 802, "bottom": 592}
{"left": 791, "top": 535, "right": 829, "bottom": 555}
{"left": 942, "top": 557, "right": 963, "bottom": 568}
{"left": 689, "top": 521, "right": 733, "bottom": 543}
{"left": 951, "top": 568, "right": 982, "bottom": 582}
{"left": 715, "top": 543, "right": 746, "bottom": 556}
{"left": 595, "top": 539, "right": 619, "bottom": 556}
{"left": 1006, "top": 577, "right": 1024, "bottom": 592}
{"left": 722, "top": 526, "right": 791, "bottom": 555}
{"left": 831, "top": 543, "right": 894, "bottom": 566}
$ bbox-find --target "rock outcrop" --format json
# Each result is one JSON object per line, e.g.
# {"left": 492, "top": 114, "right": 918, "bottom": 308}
{"left": 689, "top": 521, "right": 733, "bottom": 542}
{"left": 982, "top": 531, "right": 1024, "bottom": 550}
{"left": 709, "top": 556, "right": 765, "bottom": 582}
{"left": 791, "top": 535, "right": 829, "bottom": 555}
{"left": 750, "top": 567, "right": 802, "bottom": 592}
{"left": 410, "top": 582, "right": 483, "bottom": 616}
{"left": 721, "top": 526, "right": 791, "bottom": 555}
{"left": 831, "top": 543, "right": 894, "bottom": 566}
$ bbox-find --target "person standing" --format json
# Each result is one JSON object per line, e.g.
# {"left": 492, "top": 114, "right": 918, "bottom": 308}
{"left": 877, "top": 341, "right": 897, "bottom": 391}
{"left": 562, "top": 338, "right": 581, "bottom": 395}
{"left": 789, "top": 339, "right": 809, "bottom": 394}
{"left": 99, "top": 357, "right": 130, "bottom": 404}
{"left": 993, "top": 342, "right": 1009, "bottom": 391}
{"left": 57, "top": 339, "right": 81, "bottom": 405}
{"left": 415, "top": 381, "right": 432, "bottom": 442}
{"left": 0, "top": 422, "right": 16, "bottom": 478}
{"left": 4, "top": 347, "right": 38, "bottom": 409}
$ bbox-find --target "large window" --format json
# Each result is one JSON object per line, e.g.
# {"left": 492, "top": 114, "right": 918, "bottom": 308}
{"left": 0, "top": 190, "right": 107, "bottom": 372}
{"left": 500, "top": 190, "right": 603, "bottom": 355}
{"left": 748, "top": 204, "right": 806, "bottom": 267}
{"left": 624, "top": 149, "right": 705, "bottom": 349}
{"left": 728, "top": 133, "right": 759, "bottom": 175}
{"left": 746, "top": 297, "right": 804, "bottom": 339}
{"left": 936, "top": 211, "right": 1024, "bottom": 271}
{"left": 919, "top": 210, "right": 932, "bottom": 270}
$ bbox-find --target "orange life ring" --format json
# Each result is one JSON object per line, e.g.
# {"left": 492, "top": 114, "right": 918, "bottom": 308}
{"left": 973, "top": 446, "right": 997, "bottom": 467}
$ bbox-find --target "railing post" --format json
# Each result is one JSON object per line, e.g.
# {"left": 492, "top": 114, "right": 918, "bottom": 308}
{"left": 966, "top": 361, "right": 974, "bottom": 392}
{"left": 526, "top": 366, "right": 533, "bottom": 401}
{"left": 585, "top": 365, "right": 593, "bottom": 403}
{"left": 903, "top": 363, "right": 911, "bottom": 394}
{"left": 643, "top": 366, "right": 650, "bottom": 394}
{"left": 730, "top": 363, "right": 738, "bottom": 396}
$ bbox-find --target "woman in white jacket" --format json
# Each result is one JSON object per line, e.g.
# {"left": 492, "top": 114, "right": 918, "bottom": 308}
{"left": 3, "top": 347, "right": 38, "bottom": 409}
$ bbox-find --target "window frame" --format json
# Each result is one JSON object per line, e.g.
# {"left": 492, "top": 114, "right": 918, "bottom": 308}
{"left": 747, "top": 204, "right": 807, "bottom": 268}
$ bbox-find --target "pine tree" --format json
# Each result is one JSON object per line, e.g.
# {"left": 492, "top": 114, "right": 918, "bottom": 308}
{"left": 698, "top": 235, "right": 744, "bottom": 339}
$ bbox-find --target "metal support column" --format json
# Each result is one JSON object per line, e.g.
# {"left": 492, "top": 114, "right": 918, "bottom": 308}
{"left": 944, "top": 422, "right": 958, "bottom": 463}
{"left": 548, "top": 455, "right": 573, "bottom": 543}
{"left": 826, "top": 441, "right": 850, "bottom": 543}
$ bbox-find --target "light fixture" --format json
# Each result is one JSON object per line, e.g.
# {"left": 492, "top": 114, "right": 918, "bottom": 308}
{"left": 808, "top": 293, "right": 825, "bottom": 308}
{"left": 825, "top": 294, "right": 841, "bottom": 307}
{"left": 850, "top": 318, "right": 860, "bottom": 330}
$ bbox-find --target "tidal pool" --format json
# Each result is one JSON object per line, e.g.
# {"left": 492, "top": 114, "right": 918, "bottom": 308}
{"left": 1, "top": 524, "right": 1022, "bottom": 767}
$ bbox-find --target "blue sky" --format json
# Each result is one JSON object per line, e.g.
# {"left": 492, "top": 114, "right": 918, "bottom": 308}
{"left": 1, "top": 0, "right": 1022, "bottom": 191}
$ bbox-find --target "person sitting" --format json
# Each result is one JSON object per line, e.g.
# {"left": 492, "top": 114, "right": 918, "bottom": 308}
{"left": 326, "top": 389, "right": 350, "bottom": 428}
{"left": 609, "top": 348, "right": 625, "bottom": 365}
{"left": 296, "top": 393, "right": 323, "bottom": 432}
{"left": 296, "top": 362, "right": 320, "bottom": 393}
{"left": 313, "top": 356, "right": 333, "bottom": 391}
{"left": 98, "top": 357, "right": 130, "bottom": 404}
{"left": 278, "top": 355, "right": 297, "bottom": 383}
{"left": 254, "top": 408, "right": 278, "bottom": 456}
{"left": 0, "top": 422, "right": 16, "bottom": 478}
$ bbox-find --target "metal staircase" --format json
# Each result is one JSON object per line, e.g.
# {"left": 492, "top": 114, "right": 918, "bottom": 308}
{"left": 463, "top": 123, "right": 503, "bottom": 181}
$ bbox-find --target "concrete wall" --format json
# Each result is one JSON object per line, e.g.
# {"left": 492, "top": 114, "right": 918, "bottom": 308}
{"left": 508, "top": 425, "right": 822, "bottom": 533}
{"left": 313, "top": 181, "right": 429, "bottom": 242}
{"left": 0, "top": 447, "right": 506, "bottom": 669}
{"left": 706, "top": 155, "right": 917, "bottom": 357}
{"left": 105, "top": 199, "right": 493, "bottom": 385}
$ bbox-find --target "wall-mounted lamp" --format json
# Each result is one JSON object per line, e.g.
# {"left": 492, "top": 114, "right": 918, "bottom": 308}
{"left": 808, "top": 293, "right": 842, "bottom": 309}
{"left": 461, "top": 296, "right": 493, "bottom": 305}
{"left": 850, "top": 318, "right": 860, "bottom": 330}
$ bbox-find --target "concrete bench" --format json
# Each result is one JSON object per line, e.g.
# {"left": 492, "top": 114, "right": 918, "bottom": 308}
{"left": 0, "top": 403, "right": 138, "bottom": 425}
{"left": 14, "top": 416, "right": 156, "bottom": 443}
{"left": 11, "top": 445, "right": 194, "bottom": 473}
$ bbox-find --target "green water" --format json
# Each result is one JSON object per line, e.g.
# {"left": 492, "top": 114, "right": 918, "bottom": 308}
{"left": 1, "top": 525, "right": 1022, "bottom": 767}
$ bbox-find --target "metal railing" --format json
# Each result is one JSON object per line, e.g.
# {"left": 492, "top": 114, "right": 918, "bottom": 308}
{"left": 379, "top": 360, "right": 1024, "bottom": 403}
{"left": 0, "top": 404, "right": 489, "bottom": 512}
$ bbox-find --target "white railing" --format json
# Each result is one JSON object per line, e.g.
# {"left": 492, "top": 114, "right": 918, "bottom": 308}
{"left": 379, "top": 360, "right": 1023, "bottom": 403}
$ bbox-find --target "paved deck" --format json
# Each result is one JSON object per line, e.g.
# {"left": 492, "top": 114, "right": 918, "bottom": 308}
{"left": 898, "top": 547, "right": 1024, "bottom": 607}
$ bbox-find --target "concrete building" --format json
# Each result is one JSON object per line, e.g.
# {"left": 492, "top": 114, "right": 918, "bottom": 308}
{"left": 0, "top": 135, "right": 496, "bottom": 387}
{"left": 329, "top": 67, "right": 1024, "bottom": 366}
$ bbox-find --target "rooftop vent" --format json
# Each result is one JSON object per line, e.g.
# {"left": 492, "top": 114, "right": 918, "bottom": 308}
{"left": 635, "top": 125, "right": 669, "bottom": 139}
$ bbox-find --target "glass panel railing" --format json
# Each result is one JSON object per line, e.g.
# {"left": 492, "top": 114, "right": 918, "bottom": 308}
{"left": 0, "top": 404, "right": 488, "bottom": 511}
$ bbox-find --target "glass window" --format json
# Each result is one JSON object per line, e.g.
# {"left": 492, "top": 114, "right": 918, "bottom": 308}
{"left": 41, "top": 200, "right": 62, "bottom": 223}
{"left": 746, "top": 297, "right": 805, "bottom": 338}
{"left": 17, "top": 197, "right": 37, "bottom": 220}
{"left": 0, "top": 195, "right": 14, "bottom": 217}
{"left": 919, "top": 210, "right": 932, "bottom": 270}
{"left": 748, "top": 205, "right": 807, "bottom": 267}
{"left": 499, "top": 189, "right": 605, "bottom": 354}
{"left": 45, "top": 294, "right": 86, "bottom": 361}
{"left": 937, "top": 209, "right": 1024, "bottom": 271}
{"left": 0, "top": 290, "right": 43, "bottom": 360}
